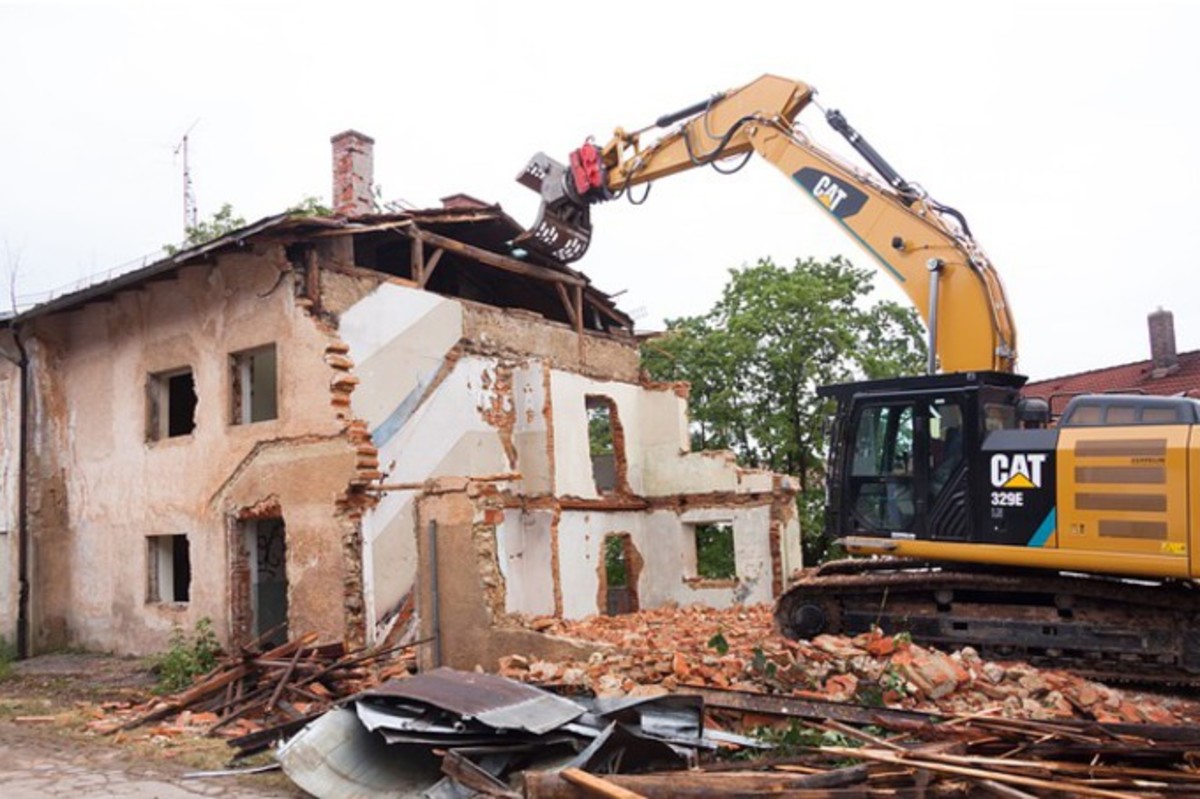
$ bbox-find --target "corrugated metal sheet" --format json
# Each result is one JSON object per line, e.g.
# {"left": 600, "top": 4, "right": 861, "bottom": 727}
{"left": 277, "top": 707, "right": 445, "bottom": 799}
{"left": 362, "top": 668, "right": 586, "bottom": 735}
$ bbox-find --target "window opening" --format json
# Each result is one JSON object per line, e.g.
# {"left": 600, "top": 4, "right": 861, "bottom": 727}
{"left": 231, "top": 345, "right": 278, "bottom": 424}
{"left": 148, "top": 368, "right": 197, "bottom": 440}
{"left": 693, "top": 522, "right": 736, "bottom": 580}
{"left": 147, "top": 534, "right": 191, "bottom": 603}
{"left": 586, "top": 396, "right": 619, "bottom": 494}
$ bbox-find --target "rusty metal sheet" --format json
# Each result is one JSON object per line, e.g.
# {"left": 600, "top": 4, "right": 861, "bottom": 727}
{"left": 362, "top": 668, "right": 585, "bottom": 735}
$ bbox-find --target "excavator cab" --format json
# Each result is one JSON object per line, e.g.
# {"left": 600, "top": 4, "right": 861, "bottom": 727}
{"left": 821, "top": 372, "right": 1028, "bottom": 546}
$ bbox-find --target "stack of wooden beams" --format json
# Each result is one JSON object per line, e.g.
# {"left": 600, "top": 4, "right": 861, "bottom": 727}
{"left": 113, "top": 631, "right": 418, "bottom": 757}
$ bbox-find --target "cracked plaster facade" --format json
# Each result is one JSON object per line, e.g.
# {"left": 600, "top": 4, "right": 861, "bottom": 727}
{"left": 0, "top": 215, "right": 801, "bottom": 664}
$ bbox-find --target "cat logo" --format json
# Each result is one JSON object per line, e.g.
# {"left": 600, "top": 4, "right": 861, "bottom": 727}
{"left": 792, "top": 168, "right": 868, "bottom": 219}
{"left": 990, "top": 453, "right": 1047, "bottom": 489}
{"left": 812, "top": 175, "right": 849, "bottom": 213}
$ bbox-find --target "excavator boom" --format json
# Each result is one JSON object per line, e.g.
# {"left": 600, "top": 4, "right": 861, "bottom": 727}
{"left": 516, "top": 74, "right": 1017, "bottom": 375}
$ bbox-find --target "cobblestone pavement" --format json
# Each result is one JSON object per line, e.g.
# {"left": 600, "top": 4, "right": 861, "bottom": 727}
{"left": 0, "top": 728, "right": 302, "bottom": 798}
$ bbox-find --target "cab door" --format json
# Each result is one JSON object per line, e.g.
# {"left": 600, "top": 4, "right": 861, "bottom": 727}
{"left": 846, "top": 402, "right": 920, "bottom": 534}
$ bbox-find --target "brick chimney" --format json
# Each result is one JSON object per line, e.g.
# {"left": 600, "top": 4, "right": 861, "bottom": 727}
{"left": 331, "top": 130, "right": 375, "bottom": 216}
{"left": 1148, "top": 307, "right": 1179, "bottom": 377}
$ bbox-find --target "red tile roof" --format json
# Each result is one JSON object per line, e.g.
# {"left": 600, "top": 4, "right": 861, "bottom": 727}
{"left": 1023, "top": 349, "right": 1200, "bottom": 416}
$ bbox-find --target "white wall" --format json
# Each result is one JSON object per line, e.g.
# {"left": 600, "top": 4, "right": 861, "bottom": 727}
{"left": 346, "top": 283, "right": 559, "bottom": 637}
{"left": 539, "top": 506, "right": 778, "bottom": 619}
{"left": 346, "top": 282, "right": 799, "bottom": 638}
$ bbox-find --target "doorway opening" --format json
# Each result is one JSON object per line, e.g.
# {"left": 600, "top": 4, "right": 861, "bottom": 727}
{"left": 602, "top": 533, "right": 640, "bottom": 616}
{"left": 237, "top": 517, "right": 288, "bottom": 647}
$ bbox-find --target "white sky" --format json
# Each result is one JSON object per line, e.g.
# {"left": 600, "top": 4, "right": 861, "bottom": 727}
{"left": 1, "top": 0, "right": 1196, "bottom": 380}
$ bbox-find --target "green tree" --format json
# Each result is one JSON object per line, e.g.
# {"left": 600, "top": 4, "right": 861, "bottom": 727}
{"left": 287, "top": 195, "right": 333, "bottom": 216}
{"left": 641, "top": 256, "right": 926, "bottom": 564}
{"left": 165, "top": 203, "right": 246, "bottom": 255}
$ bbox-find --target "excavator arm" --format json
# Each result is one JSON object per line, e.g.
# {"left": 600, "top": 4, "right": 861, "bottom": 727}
{"left": 516, "top": 74, "right": 1017, "bottom": 375}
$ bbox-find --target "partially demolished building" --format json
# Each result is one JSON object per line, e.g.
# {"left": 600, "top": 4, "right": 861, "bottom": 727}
{"left": 0, "top": 131, "right": 800, "bottom": 666}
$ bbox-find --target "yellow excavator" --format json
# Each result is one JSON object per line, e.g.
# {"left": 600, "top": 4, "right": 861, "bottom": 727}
{"left": 516, "top": 75, "right": 1200, "bottom": 684}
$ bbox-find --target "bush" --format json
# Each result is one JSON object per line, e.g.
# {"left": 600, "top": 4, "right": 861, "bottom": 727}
{"left": 155, "top": 618, "right": 220, "bottom": 693}
{"left": 0, "top": 635, "right": 15, "bottom": 680}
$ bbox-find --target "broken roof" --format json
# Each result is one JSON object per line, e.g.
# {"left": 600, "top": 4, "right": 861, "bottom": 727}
{"left": 11, "top": 203, "right": 632, "bottom": 333}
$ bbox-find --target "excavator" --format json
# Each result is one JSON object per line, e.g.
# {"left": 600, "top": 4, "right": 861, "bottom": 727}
{"left": 515, "top": 75, "right": 1200, "bottom": 684}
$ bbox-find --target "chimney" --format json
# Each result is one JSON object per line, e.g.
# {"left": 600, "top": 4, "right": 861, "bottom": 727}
{"left": 1148, "top": 307, "right": 1179, "bottom": 377}
{"left": 331, "top": 130, "right": 375, "bottom": 216}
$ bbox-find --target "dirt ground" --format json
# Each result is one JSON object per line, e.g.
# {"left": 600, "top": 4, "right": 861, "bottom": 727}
{"left": 0, "top": 654, "right": 304, "bottom": 798}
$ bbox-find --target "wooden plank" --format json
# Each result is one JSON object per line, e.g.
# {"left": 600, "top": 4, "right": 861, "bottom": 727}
{"left": 556, "top": 282, "right": 577, "bottom": 327}
{"left": 526, "top": 767, "right": 874, "bottom": 799}
{"left": 265, "top": 643, "right": 305, "bottom": 713}
{"left": 421, "top": 248, "right": 445, "bottom": 287}
{"left": 120, "top": 664, "right": 249, "bottom": 730}
{"left": 820, "top": 746, "right": 1145, "bottom": 799}
{"left": 411, "top": 228, "right": 586, "bottom": 287}
{"left": 561, "top": 769, "right": 647, "bottom": 799}
{"left": 587, "top": 300, "right": 631, "bottom": 329}
{"left": 411, "top": 236, "right": 425, "bottom": 286}
{"left": 978, "top": 781, "right": 1040, "bottom": 799}
{"left": 441, "top": 750, "right": 520, "bottom": 798}
{"left": 573, "top": 284, "right": 584, "bottom": 337}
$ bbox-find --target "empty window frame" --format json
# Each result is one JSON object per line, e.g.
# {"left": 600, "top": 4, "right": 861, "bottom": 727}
{"left": 692, "top": 522, "right": 736, "bottom": 580}
{"left": 230, "top": 345, "right": 278, "bottom": 424}
{"left": 586, "top": 395, "right": 619, "bottom": 494}
{"left": 147, "top": 534, "right": 191, "bottom": 603}
{"left": 147, "top": 367, "right": 197, "bottom": 441}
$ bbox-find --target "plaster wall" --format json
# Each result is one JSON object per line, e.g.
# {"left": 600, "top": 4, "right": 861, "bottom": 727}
{"left": 496, "top": 509, "right": 556, "bottom": 617}
{"left": 415, "top": 487, "right": 594, "bottom": 672}
{"left": 26, "top": 251, "right": 357, "bottom": 654}
{"left": 512, "top": 505, "right": 777, "bottom": 620}
{"left": 551, "top": 372, "right": 777, "bottom": 499}
{"left": 0, "top": 358, "right": 19, "bottom": 643}
{"left": 343, "top": 282, "right": 555, "bottom": 638}
{"left": 551, "top": 374, "right": 648, "bottom": 498}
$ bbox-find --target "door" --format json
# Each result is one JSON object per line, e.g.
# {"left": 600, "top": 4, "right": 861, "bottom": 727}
{"left": 244, "top": 518, "right": 288, "bottom": 647}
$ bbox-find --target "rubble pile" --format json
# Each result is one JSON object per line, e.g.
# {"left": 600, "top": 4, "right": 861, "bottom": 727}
{"left": 504, "top": 604, "right": 1192, "bottom": 724}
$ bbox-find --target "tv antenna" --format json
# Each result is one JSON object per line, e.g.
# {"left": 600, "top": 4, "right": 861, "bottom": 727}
{"left": 173, "top": 120, "right": 200, "bottom": 233}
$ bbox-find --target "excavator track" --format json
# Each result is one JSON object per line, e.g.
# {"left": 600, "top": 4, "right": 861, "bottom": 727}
{"left": 774, "top": 558, "right": 1200, "bottom": 688}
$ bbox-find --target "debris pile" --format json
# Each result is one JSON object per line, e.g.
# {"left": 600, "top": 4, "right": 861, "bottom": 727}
{"left": 98, "top": 631, "right": 417, "bottom": 756}
{"left": 277, "top": 665, "right": 1200, "bottom": 798}
{"left": 277, "top": 667, "right": 745, "bottom": 796}
{"left": 504, "top": 604, "right": 1194, "bottom": 724}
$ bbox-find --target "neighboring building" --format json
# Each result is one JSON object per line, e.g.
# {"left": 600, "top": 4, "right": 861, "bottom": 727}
{"left": 0, "top": 131, "right": 800, "bottom": 668}
{"left": 1024, "top": 309, "right": 1200, "bottom": 417}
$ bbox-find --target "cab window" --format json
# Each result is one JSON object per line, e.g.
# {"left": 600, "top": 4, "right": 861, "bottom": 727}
{"left": 850, "top": 404, "right": 916, "bottom": 532}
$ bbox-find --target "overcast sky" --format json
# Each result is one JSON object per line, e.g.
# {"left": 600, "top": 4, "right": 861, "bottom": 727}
{"left": 1, "top": 1, "right": 1196, "bottom": 380}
